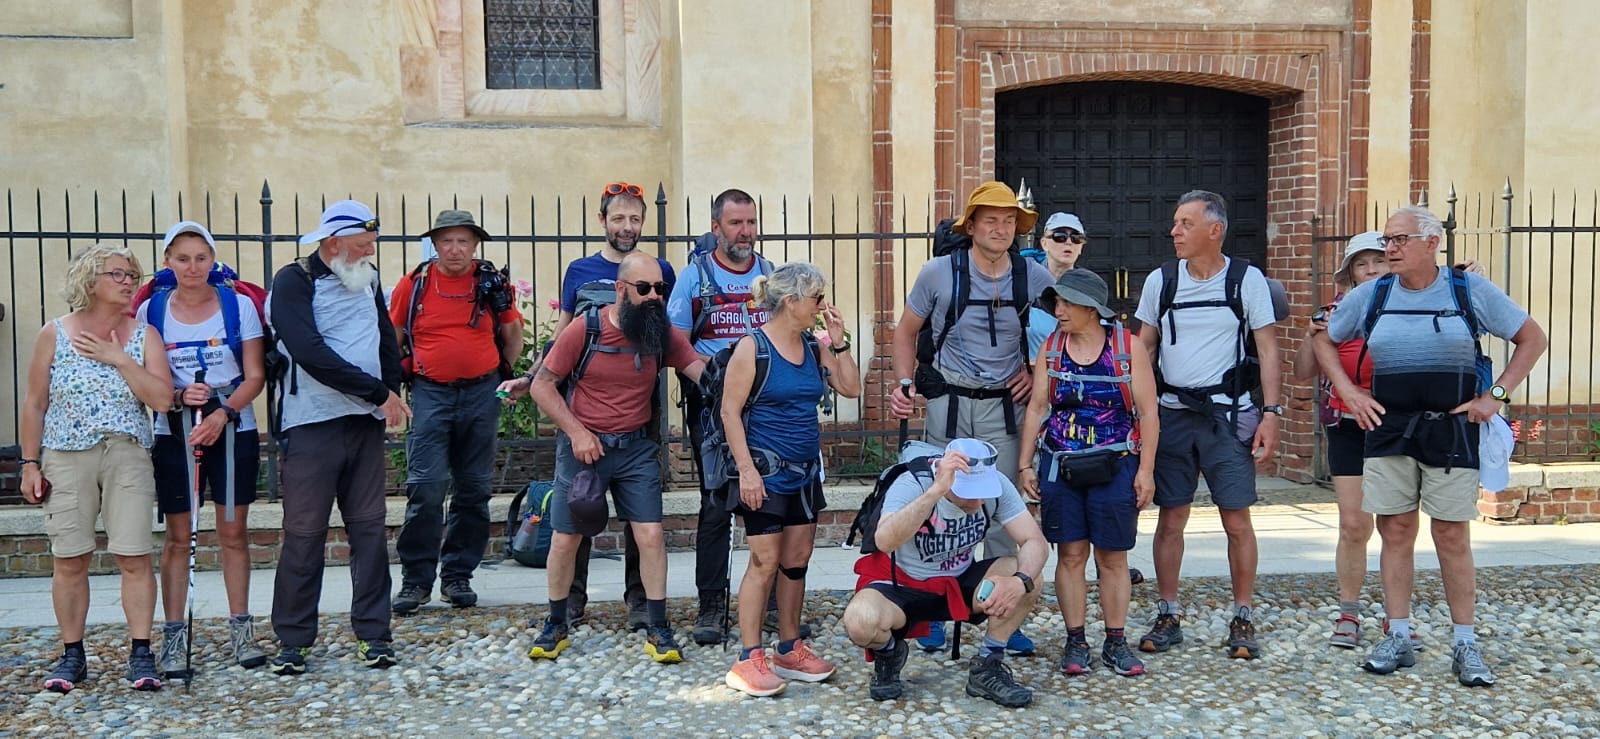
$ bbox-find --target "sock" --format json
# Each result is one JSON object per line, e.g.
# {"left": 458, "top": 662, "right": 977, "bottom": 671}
{"left": 64, "top": 641, "right": 85, "bottom": 657}
{"left": 646, "top": 599, "right": 667, "bottom": 628}
{"left": 549, "top": 598, "right": 569, "bottom": 626}
{"left": 980, "top": 635, "right": 1007, "bottom": 658}
{"left": 1453, "top": 623, "right": 1476, "bottom": 645}
{"left": 741, "top": 645, "right": 762, "bottom": 660}
{"left": 131, "top": 638, "right": 151, "bottom": 653}
{"left": 1235, "top": 604, "right": 1253, "bottom": 622}
{"left": 1066, "top": 626, "right": 1087, "bottom": 646}
{"left": 1339, "top": 600, "right": 1361, "bottom": 618}
{"left": 1157, "top": 599, "right": 1179, "bottom": 616}
{"left": 1105, "top": 627, "right": 1126, "bottom": 643}
{"left": 875, "top": 635, "right": 898, "bottom": 654}
{"left": 1387, "top": 617, "right": 1411, "bottom": 639}
{"left": 778, "top": 638, "right": 799, "bottom": 655}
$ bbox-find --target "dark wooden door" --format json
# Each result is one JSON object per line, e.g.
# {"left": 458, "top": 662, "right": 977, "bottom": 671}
{"left": 996, "top": 82, "right": 1270, "bottom": 321}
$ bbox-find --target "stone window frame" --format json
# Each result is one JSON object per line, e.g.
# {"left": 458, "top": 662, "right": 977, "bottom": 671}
{"left": 401, "top": 0, "right": 660, "bottom": 125}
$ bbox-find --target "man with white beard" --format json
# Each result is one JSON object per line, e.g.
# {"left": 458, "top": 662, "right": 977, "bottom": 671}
{"left": 266, "top": 199, "right": 412, "bottom": 674}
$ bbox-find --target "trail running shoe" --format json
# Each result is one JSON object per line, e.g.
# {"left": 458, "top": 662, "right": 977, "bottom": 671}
{"left": 916, "top": 621, "right": 948, "bottom": 652}
{"left": 725, "top": 648, "right": 786, "bottom": 697}
{"left": 158, "top": 622, "right": 191, "bottom": 680}
{"left": 392, "top": 584, "right": 431, "bottom": 616}
{"left": 1006, "top": 629, "right": 1037, "bottom": 657}
{"left": 692, "top": 599, "right": 726, "bottom": 645}
{"left": 1226, "top": 617, "right": 1261, "bottom": 660}
{"left": 1361, "top": 632, "right": 1417, "bottom": 674}
{"left": 527, "top": 618, "right": 570, "bottom": 661}
{"left": 1101, "top": 639, "right": 1147, "bottom": 676}
{"left": 869, "top": 639, "right": 909, "bottom": 701}
{"left": 770, "top": 640, "right": 836, "bottom": 682}
{"left": 439, "top": 580, "right": 478, "bottom": 608}
{"left": 1060, "top": 640, "right": 1091, "bottom": 675}
{"left": 42, "top": 650, "right": 88, "bottom": 693}
{"left": 645, "top": 626, "right": 684, "bottom": 664}
{"left": 1451, "top": 642, "right": 1496, "bottom": 687}
{"left": 966, "top": 652, "right": 1032, "bottom": 708}
{"left": 127, "top": 645, "right": 163, "bottom": 691}
{"left": 269, "top": 645, "right": 311, "bottom": 675}
{"left": 357, "top": 639, "right": 397, "bottom": 669}
{"left": 627, "top": 601, "right": 649, "bottom": 633}
{"left": 1139, "top": 614, "right": 1183, "bottom": 653}
{"left": 229, "top": 615, "right": 269, "bottom": 669}
{"left": 1329, "top": 614, "right": 1361, "bottom": 649}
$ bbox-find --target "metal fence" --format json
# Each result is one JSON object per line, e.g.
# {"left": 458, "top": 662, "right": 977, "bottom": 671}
{"left": 0, "top": 183, "right": 937, "bottom": 500}
{"left": 1311, "top": 184, "right": 1600, "bottom": 468}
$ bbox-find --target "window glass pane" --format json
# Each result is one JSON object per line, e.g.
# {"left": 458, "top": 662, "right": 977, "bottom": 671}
{"left": 484, "top": 0, "right": 600, "bottom": 91}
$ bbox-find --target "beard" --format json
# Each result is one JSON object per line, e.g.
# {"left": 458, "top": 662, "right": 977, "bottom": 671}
{"left": 720, "top": 236, "right": 754, "bottom": 262}
{"left": 608, "top": 231, "right": 639, "bottom": 254}
{"left": 617, "top": 297, "right": 669, "bottom": 356}
{"left": 328, "top": 251, "right": 375, "bottom": 293}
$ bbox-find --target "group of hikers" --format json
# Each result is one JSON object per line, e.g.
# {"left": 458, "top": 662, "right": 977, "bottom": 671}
{"left": 16, "top": 179, "right": 1544, "bottom": 706}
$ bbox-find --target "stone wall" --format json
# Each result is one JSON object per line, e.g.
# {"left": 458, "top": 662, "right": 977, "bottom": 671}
{"left": 1477, "top": 463, "right": 1600, "bottom": 525}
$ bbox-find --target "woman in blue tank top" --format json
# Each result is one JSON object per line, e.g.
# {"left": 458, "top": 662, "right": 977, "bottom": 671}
{"left": 1017, "top": 269, "right": 1160, "bottom": 678}
{"left": 719, "top": 262, "right": 860, "bottom": 697}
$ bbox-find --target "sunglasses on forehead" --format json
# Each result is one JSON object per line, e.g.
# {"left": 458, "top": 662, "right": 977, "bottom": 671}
{"left": 1047, "top": 231, "right": 1086, "bottom": 244}
{"left": 629, "top": 280, "right": 670, "bottom": 296}
{"left": 329, "top": 217, "right": 380, "bottom": 236}
{"left": 603, "top": 182, "right": 644, "bottom": 198}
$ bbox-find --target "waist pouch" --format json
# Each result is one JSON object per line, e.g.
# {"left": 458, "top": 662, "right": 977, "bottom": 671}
{"left": 1039, "top": 446, "right": 1127, "bottom": 488}
{"left": 915, "top": 363, "right": 949, "bottom": 399}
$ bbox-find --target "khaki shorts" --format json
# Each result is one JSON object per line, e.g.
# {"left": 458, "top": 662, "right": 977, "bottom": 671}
{"left": 1361, "top": 455, "right": 1480, "bottom": 522}
{"left": 41, "top": 436, "right": 156, "bottom": 557}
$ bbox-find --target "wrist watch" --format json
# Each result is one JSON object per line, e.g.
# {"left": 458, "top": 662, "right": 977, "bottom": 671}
{"left": 1012, "top": 571, "right": 1035, "bottom": 593}
{"left": 1489, "top": 384, "right": 1511, "bottom": 403}
{"left": 1261, "top": 405, "right": 1284, "bottom": 415}
{"left": 222, "top": 406, "right": 241, "bottom": 424}
{"left": 828, "top": 340, "right": 851, "bottom": 355}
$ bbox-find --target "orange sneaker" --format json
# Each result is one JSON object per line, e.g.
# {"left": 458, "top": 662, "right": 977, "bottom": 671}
{"left": 725, "top": 648, "right": 787, "bottom": 697}
{"left": 770, "top": 640, "right": 836, "bottom": 683}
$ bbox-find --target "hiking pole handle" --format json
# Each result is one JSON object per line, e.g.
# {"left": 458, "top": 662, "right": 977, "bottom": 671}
{"left": 896, "top": 379, "right": 912, "bottom": 450}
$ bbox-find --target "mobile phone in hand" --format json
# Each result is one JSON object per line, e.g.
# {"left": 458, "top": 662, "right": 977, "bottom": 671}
{"left": 976, "top": 579, "right": 995, "bottom": 602}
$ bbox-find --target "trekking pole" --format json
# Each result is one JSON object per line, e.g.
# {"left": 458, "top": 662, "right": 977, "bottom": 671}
{"left": 897, "top": 379, "right": 912, "bottom": 452}
{"left": 185, "top": 368, "right": 207, "bottom": 689}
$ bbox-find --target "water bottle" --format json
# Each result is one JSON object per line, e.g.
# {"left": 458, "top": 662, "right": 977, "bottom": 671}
{"left": 512, "top": 509, "right": 541, "bottom": 551}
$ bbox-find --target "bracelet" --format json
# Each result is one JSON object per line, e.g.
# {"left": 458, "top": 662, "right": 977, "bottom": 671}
{"left": 1019, "top": 465, "right": 1034, "bottom": 472}
{"left": 19, "top": 458, "right": 40, "bottom": 467}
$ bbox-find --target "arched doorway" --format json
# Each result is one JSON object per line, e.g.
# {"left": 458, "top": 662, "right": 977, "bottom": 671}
{"left": 996, "top": 81, "right": 1271, "bottom": 319}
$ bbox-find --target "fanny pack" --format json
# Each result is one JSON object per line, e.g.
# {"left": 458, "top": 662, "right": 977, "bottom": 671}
{"left": 1038, "top": 442, "right": 1133, "bottom": 488}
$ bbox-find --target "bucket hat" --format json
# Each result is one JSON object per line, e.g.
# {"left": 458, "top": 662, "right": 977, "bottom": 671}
{"left": 1041, "top": 268, "right": 1116, "bottom": 320}
{"left": 952, "top": 182, "right": 1038, "bottom": 234}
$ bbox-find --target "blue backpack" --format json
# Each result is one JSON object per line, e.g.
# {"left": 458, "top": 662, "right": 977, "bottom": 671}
{"left": 139, "top": 263, "right": 264, "bottom": 382}
{"left": 1357, "top": 266, "right": 1492, "bottom": 393}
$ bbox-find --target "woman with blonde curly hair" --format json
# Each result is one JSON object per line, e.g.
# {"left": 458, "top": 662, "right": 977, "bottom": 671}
{"left": 19, "top": 241, "right": 174, "bottom": 692}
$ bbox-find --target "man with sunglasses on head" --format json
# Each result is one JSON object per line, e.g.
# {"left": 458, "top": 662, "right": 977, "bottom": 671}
{"left": 525, "top": 253, "right": 707, "bottom": 664}
{"left": 267, "top": 200, "right": 411, "bottom": 674}
{"left": 389, "top": 210, "right": 523, "bottom": 617}
{"left": 501, "top": 181, "right": 674, "bottom": 629}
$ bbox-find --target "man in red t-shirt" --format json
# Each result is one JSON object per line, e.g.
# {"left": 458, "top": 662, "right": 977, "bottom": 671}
{"left": 522, "top": 253, "right": 705, "bottom": 665}
{"left": 387, "top": 210, "right": 523, "bottom": 614}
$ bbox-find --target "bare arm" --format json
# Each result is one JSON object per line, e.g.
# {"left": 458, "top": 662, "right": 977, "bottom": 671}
{"left": 18, "top": 324, "right": 55, "bottom": 502}
{"left": 1250, "top": 324, "right": 1281, "bottom": 459}
{"left": 1000, "top": 512, "right": 1049, "bottom": 582}
{"left": 1494, "top": 318, "right": 1549, "bottom": 396}
{"left": 1292, "top": 316, "right": 1328, "bottom": 381}
{"left": 497, "top": 320, "right": 525, "bottom": 368}
{"left": 817, "top": 306, "right": 862, "bottom": 398}
{"left": 130, "top": 325, "right": 174, "bottom": 411}
{"left": 1015, "top": 351, "right": 1053, "bottom": 500}
{"left": 873, "top": 476, "right": 950, "bottom": 554}
{"left": 887, "top": 307, "right": 927, "bottom": 418}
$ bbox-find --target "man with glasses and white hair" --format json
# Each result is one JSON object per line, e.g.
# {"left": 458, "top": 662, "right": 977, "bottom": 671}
{"left": 1316, "top": 204, "right": 1546, "bottom": 687}
{"left": 267, "top": 199, "right": 411, "bottom": 675}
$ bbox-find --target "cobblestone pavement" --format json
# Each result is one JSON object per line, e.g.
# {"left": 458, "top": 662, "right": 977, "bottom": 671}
{"left": 2, "top": 564, "right": 1597, "bottom": 738}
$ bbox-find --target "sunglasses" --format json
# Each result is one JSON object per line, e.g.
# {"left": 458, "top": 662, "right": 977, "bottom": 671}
{"left": 1047, "top": 232, "right": 1086, "bottom": 244}
{"left": 99, "top": 269, "right": 142, "bottom": 284}
{"left": 629, "top": 280, "right": 670, "bottom": 296}
{"left": 806, "top": 292, "right": 827, "bottom": 303}
{"left": 603, "top": 182, "right": 644, "bottom": 198}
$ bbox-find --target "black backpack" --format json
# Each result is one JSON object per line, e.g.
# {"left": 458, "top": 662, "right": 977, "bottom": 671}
{"left": 696, "top": 329, "right": 829, "bottom": 491}
{"left": 505, "top": 481, "right": 555, "bottom": 568}
{"left": 913, "top": 219, "right": 1032, "bottom": 371}
{"left": 1152, "top": 257, "right": 1287, "bottom": 416}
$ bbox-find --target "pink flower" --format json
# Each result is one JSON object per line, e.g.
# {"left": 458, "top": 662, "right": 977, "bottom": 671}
{"left": 546, "top": 298, "right": 560, "bottom": 311}
{"left": 514, "top": 280, "right": 533, "bottom": 297}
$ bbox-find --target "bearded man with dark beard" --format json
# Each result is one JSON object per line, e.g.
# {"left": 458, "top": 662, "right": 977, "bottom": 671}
{"left": 524, "top": 252, "right": 708, "bottom": 665}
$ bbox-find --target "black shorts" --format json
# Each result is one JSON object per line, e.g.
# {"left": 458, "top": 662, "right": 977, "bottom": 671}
{"left": 1325, "top": 417, "right": 1366, "bottom": 478}
{"left": 735, "top": 481, "right": 826, "bottom": 537}
{"left": 151, "top": 429, "right": 261, "bottom": 515}
{"left": 864, "top": 557, "right": 1006, "bottom": 636}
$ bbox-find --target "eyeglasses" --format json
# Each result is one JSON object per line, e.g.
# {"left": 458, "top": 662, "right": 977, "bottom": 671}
{"left": 806, "top": 293, "right": 827, "bottom": 303}
{"left": 629, "top": 280, "right": 670, "bottom": 296}
{"left": 603, "top": 182, "right": 644, "bottom": 198}
{"left": 99, "top": 269, "right": 142, "bottom": 284}
{"left": 1377, "top": 233, "right": 1427, "bottom": 248}
{"left": 1047, "top": 232, "right": 1086, "bottom": 245}
{"left": 329, "top": 217, "right": 380, "bottom": 237}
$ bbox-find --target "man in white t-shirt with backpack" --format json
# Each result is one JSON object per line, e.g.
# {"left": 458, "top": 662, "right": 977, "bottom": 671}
{"left": 1132, "top": 190, "right": 1282, "bottom": 661}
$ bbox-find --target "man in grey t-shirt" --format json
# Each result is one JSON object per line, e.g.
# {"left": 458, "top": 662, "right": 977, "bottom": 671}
{"left": 841, "top": 439, "right": 1048, "bottom": 707}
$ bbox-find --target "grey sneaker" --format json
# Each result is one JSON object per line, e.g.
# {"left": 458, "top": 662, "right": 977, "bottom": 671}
{"left": 1451, "top": 642, "right": 1496, "bottom": 687}
{"left": 393, "top": 584, "right": 431, "bottom": 615}
{"left": 1380, "top": 616, "right": 1426, "bottom": 651}
{"left": 1361, "top": 632, "right": 1417, "bottom": 674}
{"left": 869, "top": 638, "right": 909, "bottom": 701}
{"left": 229, "top": 615, "right": 269, "bottom": 668}
{"left": 1060, "top": 640, "right": 1091, "bottom": 675}
{"left": 1101, "top": 639, "right": 1147, "bottom": 676}
{"left": 158, "top": 623, "right": 190, "bottom": 680}
{"left": 966, "top": 651, "right": 1032, "bottom": 708}
{"left": 440, "top": 580, "right": 478, "bottom": 608}
{"left": 1139, "top": 613, "right": 1183, "bottom": 653}
{"left": 127, "top": 645, "right": 163, "bottom": 691}
{"left": 692, "top": 598, "right": 726, "bottom": 645}
{"left": 1329, "top": 614, "right": 1361, "bottom": 649}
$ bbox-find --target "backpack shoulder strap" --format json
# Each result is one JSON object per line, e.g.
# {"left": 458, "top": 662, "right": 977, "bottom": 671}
{"left": 1363, "top": 273, "right": 1398, "bottom": 337}
{"left": 401, "top": 261, "right": 431, "bottom": 355}
{"left": 146, "top": 288, "right": 171, "bottom": 342}
{"left": 1009, "top": 253, "right": 1032, "bottom": 356}
{"left": 690, "top": 252, "right": 724, "bottom": 339}
{"left": 1224, "top": 258, "right": 1251, "bottom": 323}
{"left": 1112, "top": 323, "right": 1136, "bottom": 414}
{"left": 934, "top": 249, "right": 970, "bottom": 356}
{"left": 1448, "top": 266, "right": 1483, "bottom": 337}
{"left": 1157, "top": 259, "right": 1180, "bottom": 346}
{"left": 216, "top": 284, "right": 243, "bottom": 369}
{"left": 570, "top": 308, "right": 606, "bottom": 384}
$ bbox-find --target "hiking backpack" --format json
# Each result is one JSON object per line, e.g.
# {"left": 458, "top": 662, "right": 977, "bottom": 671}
{"left": 135, "top": 263, "right": 269, "bottom": 380}
{"left": 505, "top": 480, "right": 556, "bottom": 568}
{"left": 397, "top": 258, "right": 516, "bottom": 382}
{"left": 1039, "top": 323, "right": 1141, "bottom": 447}
{"left": 688, "top": 250, "right": 775, "bottom": 342}
{"left": 1356, "top": 266, "right": 1493, "bottom": 393}
{"left": 913, "top": 219, "right": 1033, "bottom": 371}
{"left": 1152, "top": 257, "right": 1287, "bottom": 410}
{"left": 846, "top": 457, "right": 936, "bottom": 555}
{"left": 695, "top": 329, "right": 829, "bottom": 491}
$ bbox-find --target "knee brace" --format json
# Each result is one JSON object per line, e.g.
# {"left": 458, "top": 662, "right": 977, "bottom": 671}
{"left": 779, "top": 565, "right": 809, "bottom": 581}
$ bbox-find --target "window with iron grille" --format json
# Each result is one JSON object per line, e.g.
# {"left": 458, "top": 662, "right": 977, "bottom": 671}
{"left": 484, "top": 0, "right": 601, "bottom": 90}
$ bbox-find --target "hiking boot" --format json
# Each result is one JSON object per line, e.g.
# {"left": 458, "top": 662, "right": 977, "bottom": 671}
{"left": 762, "top": 609, "right": 814, "bottom": 640}
{"left": 692, "top": 600, "right": 726, "bottom": 645}
{"left": 393, "top": 584, "right": 431, "bottom": 616}
{"left": 916, "top": 621, "right": 948, "bottom": 652}
{"left": 127, "top": 645, "right": 162, "bottom": 691}
{"left": 270, "top": 645, "right": 311, "bottom": 675}
{"left": 869, "top": 639, "right": 909, "bottom": 701}
{"left": 1361, "top": 632, "right": 1417, "bottom": 674}
{"left": 1060, "top": 640, "right": 1091, "bottom": 675}
{"left": 644, "top": 626, "right": 683, "bottom": 664}
{"left": 439, "top": 580, "right": 478, "bottom": 608}
{"left": 357, "top": 639, "right": 397, "bottom": 669}
{"left": 725, "top": 647, "right": 786, "bottom": 697}
{"left": 1139, "top": 613, "right": 1183, "bottom": 653}
{"left": 770, "top": 640, "right": 836, "bottom": 682}
{"left": 966, "top": 651, "right": 1032, "bottom": 708}
{"left": 158, "top": 623, "right": 191, "bottom": 681}
{"left": 1380, "top": 616, "right": 1427, "bottom": 651}
{"left": 627, "top": 601, "right": 649, "bottom": 633}
{"left": 43, "top": 650, "right": 88, "bottom": 693}
{"left": 1006, "top": 629, "right": 1036, "bottom": 657}
{"left": 1101, "top": 639, "right": 1147, "bottom": 676}
{"left": 229, "top": 614, "right": 269, "bottom": 669}
{"left": 527, "top": 618, "right": 570, "bottom": 661}
{"left": 1329, "top": 614, "right": 1361, "bottom": 649}
{"left": 1451, "top": 642, "right": 1496, "bottom": 687}
{"left": 1226, "top": 617, "right": 1260, "bottom": 660}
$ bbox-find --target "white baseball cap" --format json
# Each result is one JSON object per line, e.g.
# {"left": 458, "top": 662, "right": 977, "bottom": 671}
{"left": 1044, "top": 212, "right": 1087, "bottom": 236}
{"left": 1478, "top": 414, "right": 1514, "bottom": 493}
{"left": 943, "top": 438, "right": 1003, "bottom": 500}
{"left": 162, "top": 220, "right": 216, "bottom": 253}
{"left": 299, "top": 200, "right": 379, "bottom": 245}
